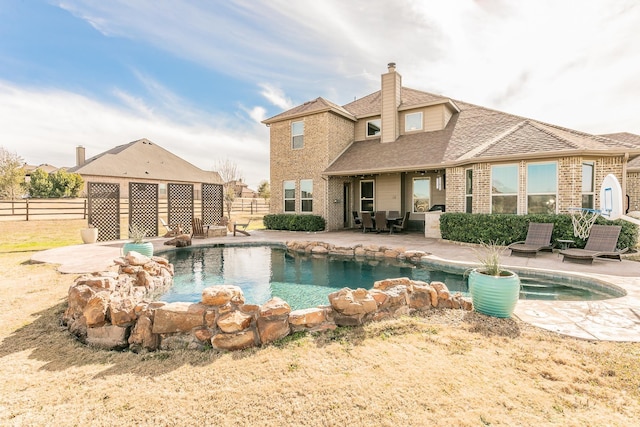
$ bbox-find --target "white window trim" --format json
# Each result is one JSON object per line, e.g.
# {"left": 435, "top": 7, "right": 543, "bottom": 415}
{"left": 300, "top": 179, "right": 313, "bottom": 212}
{"left": 490, "top": 164, "right": 519, "bottom": 214}
{"left": 582, "top": 161, "right": 595, "bottom": 209}
{"left": 283, "top": 180, "right": 295, "bottom": 213}
{"left": 360, "top": 180, "right": 375, "bottom": 212}
{"left": 525, "top": 161, "right": 558, "bottom": 214}
{"left": 291, "top": 121, "right": 304, "bottom": 149}
{"left": 412, "top": 177, "right": 431, "bottom": 213}
{"left": 405, "top": 111, "right": 423, "bottom": 132}
{"left": 465, "top": 168, "right": 473, "bottom": 213}
{"left": 366, "top": 118, "right": 381, "bottom": 138}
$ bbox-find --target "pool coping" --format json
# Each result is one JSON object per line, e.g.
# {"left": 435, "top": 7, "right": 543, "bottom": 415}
{"left": 32, "top": 230, "right": 640, "bottom": 342}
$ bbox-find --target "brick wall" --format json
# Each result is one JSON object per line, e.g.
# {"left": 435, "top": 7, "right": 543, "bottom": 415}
{"left": 269, "top": 111, "right": 354, "bottom": 222}
{"left": 628, "top": 172, "right": 640, "bottom": 212}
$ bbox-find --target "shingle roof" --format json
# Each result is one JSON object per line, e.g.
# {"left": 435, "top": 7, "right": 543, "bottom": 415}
{"left": 601, "top": 132, "right": 640, "bottom": 170}
{"left": 67, "top": 138, "right": 223, "bottom": 183}
{"left": 262, "top": 97, "right": 355, "bottom": 124}
{"left": 325, "top": 89, "right": 640, "bottom": 175}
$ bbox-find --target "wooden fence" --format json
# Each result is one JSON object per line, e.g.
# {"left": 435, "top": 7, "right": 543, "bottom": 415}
{"left": 0, "top": 197, "right": 270, "bottom": 221}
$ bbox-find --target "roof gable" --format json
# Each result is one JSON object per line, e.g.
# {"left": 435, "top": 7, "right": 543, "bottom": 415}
{"left": 67, "top": 138, "right": 222, "bottom": 183}
{"left": 262, "top": 97, "right": 355, "bottom": 124}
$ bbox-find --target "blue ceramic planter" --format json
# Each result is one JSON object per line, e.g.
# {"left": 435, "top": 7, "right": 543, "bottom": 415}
{"left": 468, "top": 269, "right": 520, "bottom": 318}
{"left": 123, "top": 242, "right": 154, "bottom": 257}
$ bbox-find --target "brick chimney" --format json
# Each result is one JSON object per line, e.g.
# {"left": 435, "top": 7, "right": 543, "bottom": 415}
{"left": 381, "top": 62, "right": 402, "bottom": 143}
{"left": 76, "top": 145, "right": 86, "bottom": 167}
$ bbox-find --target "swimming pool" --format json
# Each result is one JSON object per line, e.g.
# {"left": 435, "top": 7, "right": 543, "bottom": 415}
{"left": 158, "top": 245, "right": 623, "bottom": 311}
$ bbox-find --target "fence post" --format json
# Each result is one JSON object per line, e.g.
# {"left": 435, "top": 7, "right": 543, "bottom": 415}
{"left": 84, "top": 199, "right": 87, "bottom": 219}
{"left": 26, "top": 199, "right": 29, "bottom": 221}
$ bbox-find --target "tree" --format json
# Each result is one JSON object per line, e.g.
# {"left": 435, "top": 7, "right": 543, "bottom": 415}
{"left": 50, "top": 169, "right": 84, "bottom": 198}
{"left": 26, "top": 168, "right": 84, "bottom": 198}
{"left": 0, "top": 147, "right": 25, "bottom": 200}
{"left": 27, "top": 168, "right": 53, "bottom": 198}
{"left": 213, "top": 159, "right": 243, "bottom": 219}
{"left": 257, "top": 180, "right": 270, "bottom": 202}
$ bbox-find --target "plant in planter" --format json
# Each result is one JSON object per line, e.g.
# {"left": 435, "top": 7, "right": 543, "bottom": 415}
{"left": 80, "top": 223, "right": 99, "bottom": 244}
{"left": 467, "top": 241, "right": 520, "bottom": 318}
{"left": 123, "top": 223, "right": 154, "bottom": 257}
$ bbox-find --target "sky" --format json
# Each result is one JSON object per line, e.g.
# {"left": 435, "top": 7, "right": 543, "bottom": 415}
{"left": 1, "top": 0, "right": 639, "bottom": 189}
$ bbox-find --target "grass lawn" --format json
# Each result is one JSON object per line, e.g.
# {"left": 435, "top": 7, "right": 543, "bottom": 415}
{"left": 1, "top": 219, "right": 639, "bottom": 426}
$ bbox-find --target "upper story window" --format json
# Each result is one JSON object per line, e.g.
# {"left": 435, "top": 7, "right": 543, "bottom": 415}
{"left": 366, "top": 119, "right": 381, "bottom": 137}
{"left": 291, "top": 121, "right": 304, "bottom": 149}
{"left": 582, "top": 162, "right": 595, "bottom": 209}
{"left": 491, "top": 164, "right": 518, "bottom": 214}
{"left": 527, "top": 162, "right": 557, "bottom": 214}
{"left": 405, "top": 112, "right": 423, "bottom": 132}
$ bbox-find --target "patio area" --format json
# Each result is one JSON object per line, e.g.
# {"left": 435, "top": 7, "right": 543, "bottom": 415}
{"left": 32, "top": 229, "right": 640, "bottom": 342}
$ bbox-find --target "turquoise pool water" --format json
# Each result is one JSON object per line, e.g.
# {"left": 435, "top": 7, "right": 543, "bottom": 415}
{"left": 159, "top": 245, "right": 621, "bottom": 311}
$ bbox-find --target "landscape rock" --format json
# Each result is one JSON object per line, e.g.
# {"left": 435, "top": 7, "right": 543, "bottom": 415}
{"left": 257, "top": 317, "right": 290, "bottom": 344}
{"left": 217, "top": 310, "right": 253, "bottom": 333}
{"left": 152, "top": 302, "right": 206, "bottom": 334}
{"left": 86, "top": 325, "right": 129, "bottom": 350}
{"left": 211, "top": 330, "right": 256, "bottom": 351}
{"left": 201, "top": 285, "right": 245, "bottom": 306}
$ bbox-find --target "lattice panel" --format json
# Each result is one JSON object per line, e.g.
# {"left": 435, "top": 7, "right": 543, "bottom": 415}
{"left": 129, "top": 182, "right": 159, "bottom": 237}
{"left": 168, "top": 183, "right": 194, "bottom": 233}
{"left": 202, "top": 183, "right": 224, "bottom": 226}
{"left": 87, "top": 182, "right": 120, "bottom": 242}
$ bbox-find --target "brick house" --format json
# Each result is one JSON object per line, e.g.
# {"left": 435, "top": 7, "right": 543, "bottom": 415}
{"left": 263, "top": 63, "right": 640, "bottom": 233}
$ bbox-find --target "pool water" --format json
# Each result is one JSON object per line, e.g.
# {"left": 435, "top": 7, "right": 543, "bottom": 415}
{"left": 160, "top": 245, "right": 618, "bottom": 311}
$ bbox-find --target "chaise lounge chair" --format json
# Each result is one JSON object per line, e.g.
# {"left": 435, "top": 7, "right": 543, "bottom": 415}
{"left": 507, "top": 222, "right": 554, "bottom": 257}
{"left": 560, "top": 224, "right": 626, "bottom": 264}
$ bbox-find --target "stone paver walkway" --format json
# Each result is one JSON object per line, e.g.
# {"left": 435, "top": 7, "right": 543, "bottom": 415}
{"left": 32, "top": 229, "right": 640, "bottom": 342}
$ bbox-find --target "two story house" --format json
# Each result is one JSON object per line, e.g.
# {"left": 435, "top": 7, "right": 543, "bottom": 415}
{"left": 263, "top": 63, "right": 640, "bottom": 233}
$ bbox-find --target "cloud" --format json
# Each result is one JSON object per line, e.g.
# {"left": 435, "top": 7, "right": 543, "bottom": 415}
{"left": 259, "top": 83, "right": 293, "bottom": 110}
{"left": 0, "top": 81, "right": 270, "bottom": 188}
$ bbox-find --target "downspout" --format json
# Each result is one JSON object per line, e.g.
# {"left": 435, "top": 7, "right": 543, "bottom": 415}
{"left": 623, "top": 152, "right": 629, "bottom": 213}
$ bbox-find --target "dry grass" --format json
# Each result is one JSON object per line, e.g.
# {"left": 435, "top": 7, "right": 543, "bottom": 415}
{"left": 1, "top": 220, "right": 640, "bottom": 426}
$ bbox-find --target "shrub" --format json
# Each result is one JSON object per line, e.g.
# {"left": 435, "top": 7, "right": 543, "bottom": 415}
{"left": 263, "top": 214, "right": 326, "bottom": 232}
{"left": 439, "top": 213, "right": 637, "bottom": 250}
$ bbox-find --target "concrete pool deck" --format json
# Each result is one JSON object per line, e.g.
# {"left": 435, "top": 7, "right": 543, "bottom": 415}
{"left": 32, "top": 229, "right": 640, "bottom": 342}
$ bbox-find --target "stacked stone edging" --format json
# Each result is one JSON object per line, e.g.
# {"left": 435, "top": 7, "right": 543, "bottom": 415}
{"left": 63, "top": 242, "right": 472, "bottom": 352}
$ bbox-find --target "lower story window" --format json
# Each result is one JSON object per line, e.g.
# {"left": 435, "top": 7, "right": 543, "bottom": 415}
{"left": 465, "top": 169, "right": 473, "bottom": 213}
{"left": 413, "top": 177, "right": 430, "bottom": 212}
{"left": 284, "top": 180, "right": 295, "bottom": 212}
{"left": 300, "top": 179, "right": 313, "bottom": 212}
{"left": 527, "top": 162, "right": 557, "bottom": 214}
{"left": 360, "top": 180, "right": 374, "bottom": 212}
{"left": 491, "top": 164, "right": 518, "bottom": 214}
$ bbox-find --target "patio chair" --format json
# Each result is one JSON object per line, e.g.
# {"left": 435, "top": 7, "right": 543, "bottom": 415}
{"left": 560, "top": 224, "right": 626, "bottom": 264}
{"left": 361, "top": 212, "right": 375, "bottom": 233}
{"left": 374, "top": 211, "right": 388, "bottom": 233}
{"left": 352, "top": 211, "right": 362, "bottom": 229}
{"left": 233, "top": 219, "right": 251, "bottom": 236}
{"left": 191, "top": 217, "right": 208, "bottom": 239}
{"left": 160, "top": 218, "right": 182, "bottom": 237}
{"left": 507, "top": 222, "right": 554, "bottom": 257}
{"left": 390, "top": 212, "right": 411, "bottom": 234}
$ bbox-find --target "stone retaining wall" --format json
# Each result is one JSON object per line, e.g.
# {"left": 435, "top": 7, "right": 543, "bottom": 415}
{"left": 63, "top": 242, "right": 472, "bottom": 352}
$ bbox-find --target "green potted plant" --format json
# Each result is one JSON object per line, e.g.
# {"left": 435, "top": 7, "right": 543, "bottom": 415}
{"left": 123, "top": 223, "right": 154, "bottom": 257}
{"left": 467, "top": 241, "right": 520, "bottom": 318}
